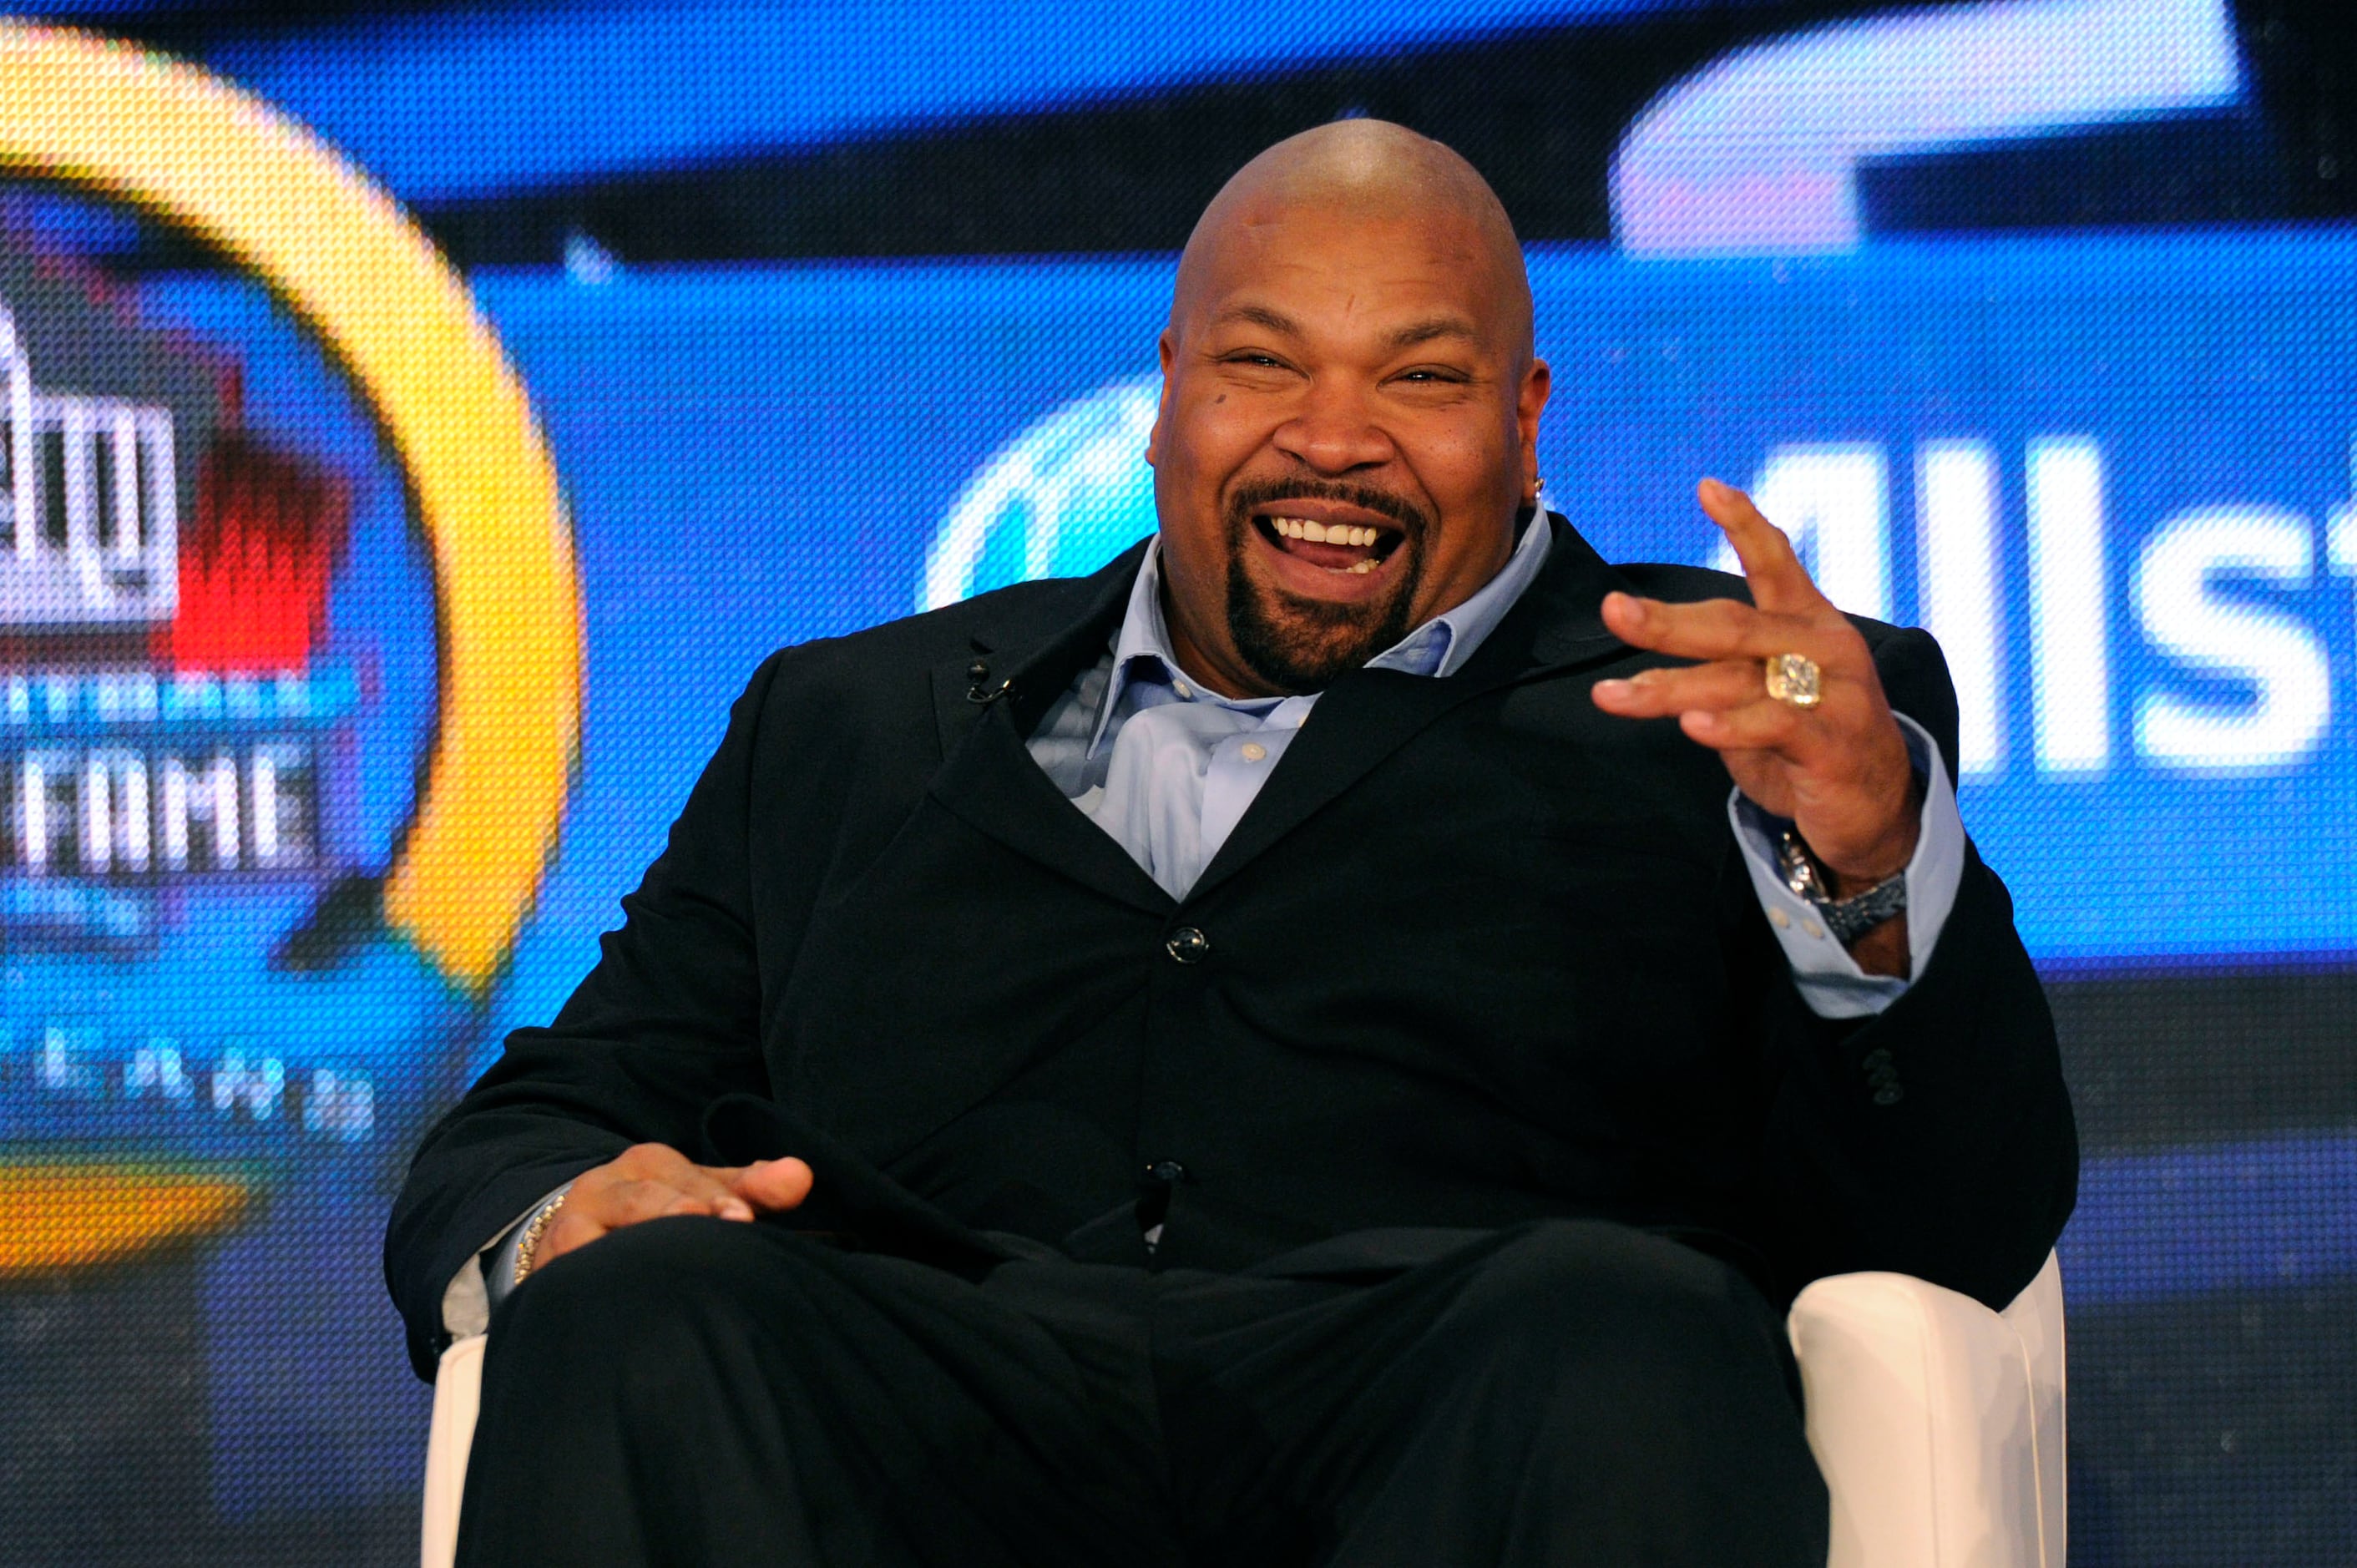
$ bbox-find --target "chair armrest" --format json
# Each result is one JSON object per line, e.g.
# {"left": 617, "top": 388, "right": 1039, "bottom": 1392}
{"left": 2000, "top": 1253, "right": 2068, "bottom": 1561}
{"left": 421, "top": 1334, "right": 486, "bottom": 1568}
{"left": 1788, "top": 1261, "right": 2061, "bottom": 1568}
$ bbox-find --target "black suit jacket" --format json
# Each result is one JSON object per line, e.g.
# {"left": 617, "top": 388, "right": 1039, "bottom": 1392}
{"left": 387, "top": 518, "right": 2076, "bottom": 1378}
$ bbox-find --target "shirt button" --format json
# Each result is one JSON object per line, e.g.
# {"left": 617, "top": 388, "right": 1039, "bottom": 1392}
{"left": 1172, "top": 680, "right": 1194, "bottom": 700}
{"left": 1769, "top": 907, "right": 1791, "bottom": 929}
{"left": 1801, "top": 918, "right": 1824, "bottom": 940}
{"left": 1240, "top": 741, "right": 1268, "bottom": 761}
{"left": 1145, "top": 1161, "right": 1188, "bottom": 1184}
{"left": 1165, "top": 926, "right": 1211, "bottom": 964}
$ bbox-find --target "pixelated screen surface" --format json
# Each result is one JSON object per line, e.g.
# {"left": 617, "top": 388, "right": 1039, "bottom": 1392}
{"left": 0, "top": 1, "right": 2351, "bottom": 1560}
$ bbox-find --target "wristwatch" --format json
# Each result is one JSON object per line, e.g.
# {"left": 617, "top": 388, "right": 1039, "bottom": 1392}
{"left": 1775, "top": 828, "right": 1909, "bottom": 945}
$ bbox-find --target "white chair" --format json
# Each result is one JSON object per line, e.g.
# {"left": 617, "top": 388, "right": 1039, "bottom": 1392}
{"left": 1791, "top": 1252, "right": 2066, "bottom": 1567}
{"left": 421, "top": 1252, "right": 2066, "bottom": 1568}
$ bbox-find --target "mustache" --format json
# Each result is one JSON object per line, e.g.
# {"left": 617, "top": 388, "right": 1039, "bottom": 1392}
{"left": 1223, "top": 478, "right": 1432, "bottom": 539}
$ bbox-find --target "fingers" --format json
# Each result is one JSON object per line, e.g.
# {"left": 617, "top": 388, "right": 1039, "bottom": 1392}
{"left": 569, "top": 1143, "right": 754, "bottom": 1233}
{"left": 585, "top": 1168, "right": 751, "bottom": 1228}
{"left": 1589, "top": 660, "right": 1768, "bottom": 720}
{"left": 1600, "top": 478, "right": 1844, "bottom": 662}
{"left": 1606, "top": 478, "right": 1831, "bottom": 650}
{"left": 530, "top": 1144, "right": 822, "bottom": 1274}
{"left": 729, "top": 1156, "right": 815, "bottom": 1211}
{"left": 1592, "top": 663, "right": 1839, "bottom": 759}
{"left": 1601, "top": 590, "right": 1847, "bottom": 668}
{"left": 1677, "top": 699, "right": 1815, "bottom": 752}
{"left": 1697, "top": 477, "right": 1824, "bottom": 615}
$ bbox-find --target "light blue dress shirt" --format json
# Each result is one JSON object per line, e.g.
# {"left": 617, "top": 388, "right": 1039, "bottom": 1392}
{"left": 1024, "top": 509, "right": 1558, "bottom": 901}
{"left": 459, "top": 509, "right": 1969, "bottom": 1328}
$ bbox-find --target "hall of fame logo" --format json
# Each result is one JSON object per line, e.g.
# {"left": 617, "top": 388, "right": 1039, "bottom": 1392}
{"left": 0, "top": 27, "right": 579, "bottom": 1276}
{"left": 0, "top": 272, "right": 327, "bottom": 953}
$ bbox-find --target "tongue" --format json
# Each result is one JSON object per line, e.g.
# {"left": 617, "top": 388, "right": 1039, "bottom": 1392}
{"left": 1278, "top": 534, "right": 1374, "bottom": 570}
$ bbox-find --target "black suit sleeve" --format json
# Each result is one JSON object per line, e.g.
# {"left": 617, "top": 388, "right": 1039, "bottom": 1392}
{"left": 383, "top": 652, "right": 786, "bottom": 1378}
{"left": 1749, "top": 625, "right": 2078, "bottom": 1311}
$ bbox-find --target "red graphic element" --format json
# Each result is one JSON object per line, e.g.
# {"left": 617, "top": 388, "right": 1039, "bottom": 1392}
{"left": 156, "top": 435, "right": 349, "bottom": 673}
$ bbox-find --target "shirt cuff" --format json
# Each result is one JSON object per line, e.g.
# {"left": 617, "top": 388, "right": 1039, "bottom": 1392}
{"left": 1727, "top": 712, "right": 1966, "bottom": 1019}
{"left": 442, "top": 1181, "right": 576, "bottom": 1338}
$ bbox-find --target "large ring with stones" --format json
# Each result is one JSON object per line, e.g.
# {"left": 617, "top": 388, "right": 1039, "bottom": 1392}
{"left": 1763, "top": 652, "right": 1823, "bottom": 709}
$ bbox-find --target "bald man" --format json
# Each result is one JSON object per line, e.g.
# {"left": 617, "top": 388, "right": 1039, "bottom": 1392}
{"left": 392, "top": 123, "right": 2074, "bottom": 1568}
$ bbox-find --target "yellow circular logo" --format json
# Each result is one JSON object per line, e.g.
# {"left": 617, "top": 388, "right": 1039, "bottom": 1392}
{"left": 0, "top": 24, "right": 580, "bottom": 1270}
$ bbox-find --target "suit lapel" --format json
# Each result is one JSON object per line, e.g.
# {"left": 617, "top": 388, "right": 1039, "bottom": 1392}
{"left": 1182, "top": 518, "right": 1634, "bottom": 905}
{"left": 923, "top": 540, "right": 1175, "bottom": 915}
{"left": 927, "top": 700, "right": 1174, "bottom": 913}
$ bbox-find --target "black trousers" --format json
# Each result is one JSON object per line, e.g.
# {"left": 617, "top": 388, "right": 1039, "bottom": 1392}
{"left": 455, "top": 1216, "right": 1828, "bottom": 1567}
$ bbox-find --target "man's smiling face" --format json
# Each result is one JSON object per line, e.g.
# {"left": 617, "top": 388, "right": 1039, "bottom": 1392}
{"left": 1146, "top": 128, "right": 1550, "bottom": 697}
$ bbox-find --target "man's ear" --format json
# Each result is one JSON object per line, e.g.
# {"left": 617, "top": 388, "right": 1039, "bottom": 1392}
{"left": 1146, "top": 331, "right": 1176, "bottom": 467}
{"left": 1518, "top": 357, "right": 1552, "bottom": 463}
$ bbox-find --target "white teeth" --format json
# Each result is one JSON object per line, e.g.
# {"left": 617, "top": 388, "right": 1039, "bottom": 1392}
{"left": 1267, "top": 515, "right": 1393, "bottom": 568}
{"left": 1269, "top": 517, "right": 1385, "bottom": 548}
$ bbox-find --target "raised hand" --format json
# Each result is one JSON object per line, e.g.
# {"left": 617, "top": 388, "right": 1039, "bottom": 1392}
{"left": 1591, "top": 478, "right": 1920, "bottom": 898}
{"left": 529, "top": 1141, "right": 814, "bottom": 1271}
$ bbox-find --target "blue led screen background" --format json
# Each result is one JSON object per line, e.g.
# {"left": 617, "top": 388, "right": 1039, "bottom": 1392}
{"left": 1, "top": 1, "right": 2353, "bottom": 1561}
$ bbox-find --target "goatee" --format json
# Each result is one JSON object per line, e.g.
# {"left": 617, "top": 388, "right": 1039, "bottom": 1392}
{"left": 1222, "top": 479, "right": 1429, "bottom": 692}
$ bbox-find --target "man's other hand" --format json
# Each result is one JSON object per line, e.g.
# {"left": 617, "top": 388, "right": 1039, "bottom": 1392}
{"left": 1591, "top": 479, "right": 1920, "bottom": 974}
{"left": 534, "top": 1143, "right": 814, "bottom": 1270}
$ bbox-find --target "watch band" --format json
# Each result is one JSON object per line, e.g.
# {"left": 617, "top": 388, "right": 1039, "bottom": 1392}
{"left": 1775, "top": 827, "right": 1909, "bottom": 944}
{"left": 1818, "top": 871, "right": 1909, "bottom": 944}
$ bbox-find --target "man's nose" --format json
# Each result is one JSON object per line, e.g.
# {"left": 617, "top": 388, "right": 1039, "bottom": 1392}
{"left": 1271, "top": 379, "right": 1393, "bottom": 475}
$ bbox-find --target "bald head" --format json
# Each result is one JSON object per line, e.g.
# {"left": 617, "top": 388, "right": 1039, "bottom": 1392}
{"left": 1171, "top": 120, "right": 1533, "bottom": 363}
{"left": 1146, "top": 119, "right": 1550, "bottom": 699}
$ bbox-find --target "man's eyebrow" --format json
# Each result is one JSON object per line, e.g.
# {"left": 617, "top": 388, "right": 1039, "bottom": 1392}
{"left": 1384, "top": 316, "right": 1481, "bottom": 351}
{"left": 1210, "top": 303, "right": 1303, "bottom": 336}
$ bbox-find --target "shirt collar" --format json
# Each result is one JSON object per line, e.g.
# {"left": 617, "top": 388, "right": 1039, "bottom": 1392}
{"left": 1087, "top": 493, "right": 1557, "bottom": 755}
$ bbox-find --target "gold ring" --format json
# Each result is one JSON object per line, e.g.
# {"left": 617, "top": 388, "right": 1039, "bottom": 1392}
{"left": 1763, "top": 652, "right": 1823, "bottom": 709}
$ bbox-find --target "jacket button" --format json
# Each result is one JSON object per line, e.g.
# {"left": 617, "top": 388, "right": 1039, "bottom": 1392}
{"left": 1165, "top": 926, "right": 1211, "bottom": 964}
{"left": 1860, "top": 1049, "right": 1903, "bottom": 1098}
{"left": 1145, "top": 1161, "right": 1188, "bottom": 1184}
